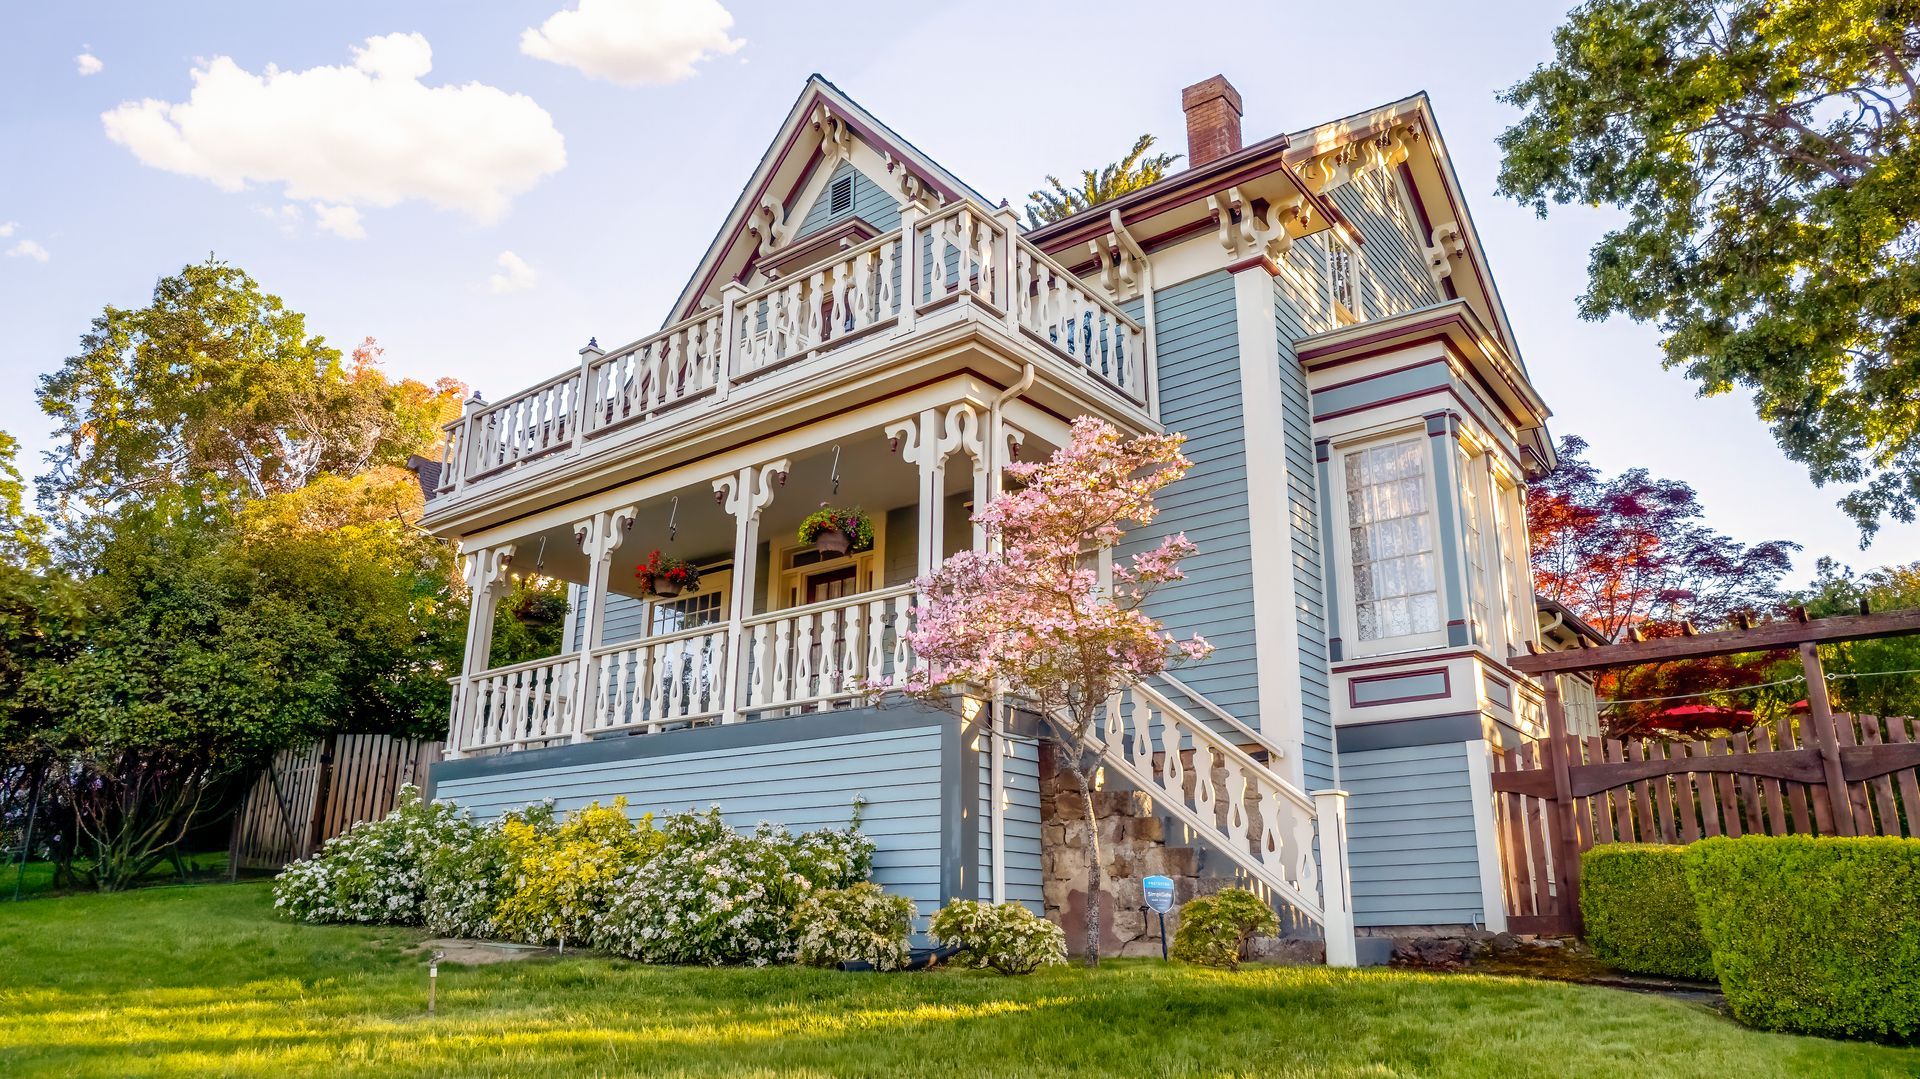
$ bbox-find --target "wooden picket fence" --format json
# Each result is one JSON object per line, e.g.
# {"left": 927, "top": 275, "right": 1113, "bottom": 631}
{"left": 228, "top": 734, "right": 443, "bottom": 871}
{"left": 1492, "top": 713, "right": 1920, "bottom": 934}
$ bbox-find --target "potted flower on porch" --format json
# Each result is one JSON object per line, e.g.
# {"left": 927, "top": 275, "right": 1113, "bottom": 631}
{"left": 636, "top": 550, "right": 700, "bottom": 598}
{"left": 797, "top": 506, "right": 874, "bottom": 558}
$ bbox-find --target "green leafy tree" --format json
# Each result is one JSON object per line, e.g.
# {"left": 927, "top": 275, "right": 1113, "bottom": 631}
{"left": 1785, "top": 558, "right": 1920, "bottom": 717}
{"left": 37, "top": 260, "right": 463, "bottom": 526}
{"left": 1023, "top": 134, "right": 1180, "bottom": 228}
{"left": 1497, "top": 2, "right": 1920, "bottom": 537}
{"left": 0, "top": 431, "right": 49, "bottom": 568}
{"left": 236, "top": 466, "right": 466, "bottom": 739}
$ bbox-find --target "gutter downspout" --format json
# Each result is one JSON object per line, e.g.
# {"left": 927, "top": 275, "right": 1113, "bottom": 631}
{"left": 985, "top": 362, "right": 1034, "bottom": 905}
{"left": 1110, "top": 209, "right": 1159, "bottom": 422}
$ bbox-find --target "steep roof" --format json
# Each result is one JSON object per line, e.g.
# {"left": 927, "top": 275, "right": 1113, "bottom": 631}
{"left": 665, "top": 75, "right": 993, "bottom": 325}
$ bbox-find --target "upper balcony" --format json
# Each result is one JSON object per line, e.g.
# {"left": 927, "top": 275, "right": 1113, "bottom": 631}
{"left": 427, "top": 201, "right": 1150, "bottom": 530}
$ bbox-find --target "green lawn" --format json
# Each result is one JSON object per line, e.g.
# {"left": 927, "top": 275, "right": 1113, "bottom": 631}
{"left": 1, "top": 882, "right": 1914, "bottom": 1078}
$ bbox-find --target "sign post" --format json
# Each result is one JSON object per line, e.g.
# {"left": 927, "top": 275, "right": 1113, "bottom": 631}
{"left": 1142, "top": 875, "right": 1175, "bottom": 960}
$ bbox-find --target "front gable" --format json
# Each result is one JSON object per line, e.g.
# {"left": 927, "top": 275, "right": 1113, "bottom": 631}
{"left": 665, "top": 76, "right": 994, "bottom": 326}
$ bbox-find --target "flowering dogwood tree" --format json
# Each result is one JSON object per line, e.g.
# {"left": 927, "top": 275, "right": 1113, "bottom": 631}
{"left": 901, "top": 417, "right": 1210, "bottom": 964}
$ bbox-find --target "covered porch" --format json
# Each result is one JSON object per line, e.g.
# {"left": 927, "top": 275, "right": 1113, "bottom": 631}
{"left": 445, "top": 392, "right": 1062, "bottom": 758}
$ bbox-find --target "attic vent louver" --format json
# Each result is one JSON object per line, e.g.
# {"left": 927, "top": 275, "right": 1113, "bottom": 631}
{"left": 829, "top": 174, "right": 854, "bottom": 215}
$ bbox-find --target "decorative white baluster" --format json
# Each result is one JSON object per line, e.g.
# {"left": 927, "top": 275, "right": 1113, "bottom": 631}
{"left": 1192, "top": 741, "right": 1217, "bottom": 826}
{"left": 1128, "top": 690, "right": 1154, "bottom": 772}
{"left": 878, "top": 238, "right": 897, "bottom": 317}
{"left": 1224, "top": 760, "right": 1250, "bottom": 846}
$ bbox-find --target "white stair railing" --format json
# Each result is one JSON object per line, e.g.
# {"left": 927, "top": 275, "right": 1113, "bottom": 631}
{"left": 1087, "top": 681, "right": 1356, "bottom": 966}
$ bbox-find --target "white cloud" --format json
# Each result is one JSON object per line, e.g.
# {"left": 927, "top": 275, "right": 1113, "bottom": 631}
{"left": 0, "top": 222, "right": 14, "bottom": 238}
{"left": 100, "top": 33, "right": 566, "bottom": 231}
{"left": 521, "top": 0, "right": 743, "bottom": 86}
{"left": 7, "top": 240, "right": 50, "bottom": 262}
{"left": 310, "top": 202, "right": 365, "bottom": 239}
{"left": 488, "top": 251, "right": 538, "bottom": 293}
{"left": 76, "top": 52, "right": 103, "bottom": 76}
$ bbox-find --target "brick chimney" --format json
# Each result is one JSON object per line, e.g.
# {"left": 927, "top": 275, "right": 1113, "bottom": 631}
{"left": 1182, "top": 75, "right": 1243, "bottom": 167}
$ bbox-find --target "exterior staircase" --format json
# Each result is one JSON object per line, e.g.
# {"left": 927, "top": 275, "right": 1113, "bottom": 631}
{"left": 1068, "top": 679, "right": 1357, "bottom": 966}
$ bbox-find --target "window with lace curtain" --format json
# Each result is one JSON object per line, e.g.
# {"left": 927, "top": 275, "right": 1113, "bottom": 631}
{"left": 1459, "top": 446, "right": 1492, "bottom": 646}
{"left": 1344, "top": 437, "right": 1441, "bottom": 644}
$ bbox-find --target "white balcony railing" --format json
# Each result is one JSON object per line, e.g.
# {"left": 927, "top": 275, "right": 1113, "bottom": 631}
{"left": 743, "top": 585, "right": 917, "bottom": 716}
{"left": 437, "top": 201, "right": 1144, "bottom": 500}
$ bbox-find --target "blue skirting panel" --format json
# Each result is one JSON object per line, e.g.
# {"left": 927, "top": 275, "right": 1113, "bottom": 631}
{"left": 1339, "top": 741, "right": 1488, "bottom": 928}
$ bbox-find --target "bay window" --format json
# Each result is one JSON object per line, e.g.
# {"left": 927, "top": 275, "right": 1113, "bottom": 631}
{"left": 1343, "top": 437, "right": 1442, "bottom": 647}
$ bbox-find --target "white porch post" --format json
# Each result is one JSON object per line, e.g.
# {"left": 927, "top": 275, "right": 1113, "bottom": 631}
{"left": 715, "top": 459, "right": 789, "bottom": 724}
{"left": 448, "top": 543, "right": 515, "bottom": 759}
{"left": 570, "top": 506, "right": 635, "bottom": 742}
{"left": 1312, "top": 788, "right": 1358, "bottom": 967}
{"left": 896, "top": 204, "right": 922, "bottom": 333}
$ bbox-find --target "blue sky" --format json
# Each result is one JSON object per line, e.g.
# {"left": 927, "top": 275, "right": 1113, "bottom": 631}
{"left": 2, "top": 0, "right": 1912, "bottom": 579}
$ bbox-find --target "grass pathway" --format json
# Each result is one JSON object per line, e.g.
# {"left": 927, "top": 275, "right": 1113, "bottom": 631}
{"left": 1, "top": 881, "right": 1914, "bottom": 1077}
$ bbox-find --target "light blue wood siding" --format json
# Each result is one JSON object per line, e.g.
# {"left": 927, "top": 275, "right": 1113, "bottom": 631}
{"left": 569, "top": 586, "right": 650, "bottom": 651}
{"left": 433, "top": 717, "right": 950, "bottom": 911}
{"left": 1271, "top": 275, "right": 1335, "bottom": 789}
{"left": 1123, "top": 271, "right": 1259, "bottom": 735}
{"left": 977, "top": 734, "right": 1044, "bottom": 912}
{"left": 1340, "top": 742, "right": 1487, "bottom": 927}
{"left": 1330, "top": 169, "right": 1445, "bottom": 318}
{"left": 794, "top": 160, "right": 902, "bottom": 240}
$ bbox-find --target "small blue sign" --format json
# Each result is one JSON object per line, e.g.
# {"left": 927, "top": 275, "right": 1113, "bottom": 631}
{"left": 1142, "top": 875, "right": 1175, "bottom": 914}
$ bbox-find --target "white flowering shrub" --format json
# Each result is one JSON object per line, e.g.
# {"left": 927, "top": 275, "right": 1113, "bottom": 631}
{"left": 928, "top": 900, "right": 1066, "bottom": 975}
{"left": 273, "top": 786, "right": 477, "bottom": 925}
{"left": 595, "top": 807, "right": 875, "bottom": 966}
{"left": 419, "top": 800, "right": 557, "bottom": 939}
{"left": 794, "top": 882, "right": 917, "bottom": 971}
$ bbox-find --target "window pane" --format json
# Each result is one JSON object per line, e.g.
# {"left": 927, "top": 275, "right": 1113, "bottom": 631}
{"left": 1345, "top": 438, "right": 1442, "bottom": 642}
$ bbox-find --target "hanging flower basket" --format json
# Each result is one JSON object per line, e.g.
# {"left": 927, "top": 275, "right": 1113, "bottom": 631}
{"left": 636, "top": 550, "right": 699, "bottom": 598}
{"left": 798, "top": 507, "right": 874, "bottom": 558}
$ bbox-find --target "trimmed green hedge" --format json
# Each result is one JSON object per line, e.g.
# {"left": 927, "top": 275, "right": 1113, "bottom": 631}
{"left": 1688, "top": 835, "right": 1920, "bottom": 1043}
{"left": 1579, "top": 844, "right": 1714, "bottom": 980}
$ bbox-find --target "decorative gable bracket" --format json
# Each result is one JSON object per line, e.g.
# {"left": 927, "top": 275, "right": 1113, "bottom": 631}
{"left": 1207, "top": 185, "right": 1299, "bottom": 263}
{"left": 1299, "top": 122, "right": 1419, "bottom": 195}
{"left": 1425, "top": 220, "right": 1466, "bottom": 287}
{"left": 812, "top": 103, "right": 854, "bottom": 162}
{"left": 1088, "top": 233, "right": 1141, "bottom": 301}
{"left": 884, "top": 151, "right": 945, "bottom": 211}
{"left": 751, "top": 196, "right": 789, "bottom": 258}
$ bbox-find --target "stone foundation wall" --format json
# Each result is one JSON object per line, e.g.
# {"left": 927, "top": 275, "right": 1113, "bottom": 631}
{"left": 1038, "top": 744, "right": 1321, "bottom": 962}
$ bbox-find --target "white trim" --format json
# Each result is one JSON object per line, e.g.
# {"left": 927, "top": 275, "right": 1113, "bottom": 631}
{"left": 1463, "top": 738, "right": 1509, "bottom": 933}
{"left": 1231, "top": 269, "right": 1306, "bottom": 782}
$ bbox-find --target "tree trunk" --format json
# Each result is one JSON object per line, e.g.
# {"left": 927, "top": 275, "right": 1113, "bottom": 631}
{"left": 1067, "top": 761, "right": 1103, "bottom": 967}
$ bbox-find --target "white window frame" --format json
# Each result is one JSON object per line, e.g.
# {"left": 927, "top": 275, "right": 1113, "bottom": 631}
{"left": 1489, "top": 465, "right": 1532, "bottom": 656}
{"left": 1330, "top": 431, "right": 1449, "bottom": 657}
{"left": 1459, "top": 442, "right": 1494, "bottom": 649}
{"left": 1325, "top": 230, "right": 1365, "bottom": 325}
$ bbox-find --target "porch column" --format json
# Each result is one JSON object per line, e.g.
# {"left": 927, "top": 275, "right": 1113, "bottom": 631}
{"left": 569, "top": 505, "right": 636, "bottom": 742}
{"left": 888, "top": 409, "right": 945, "bottom": 578}
{"left": 715, "top": 458, "right": 790, "bottom": 724}
{"left": 448, "top": 543, "right": 515, "bottom": 759}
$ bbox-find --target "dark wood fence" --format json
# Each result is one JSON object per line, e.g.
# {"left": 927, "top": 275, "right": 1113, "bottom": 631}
{"left": 229, "top": 734, "right": 442, "bottom": 871}
{"left": 1492, "top": 713, "right": 1920, "bottom": 934}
